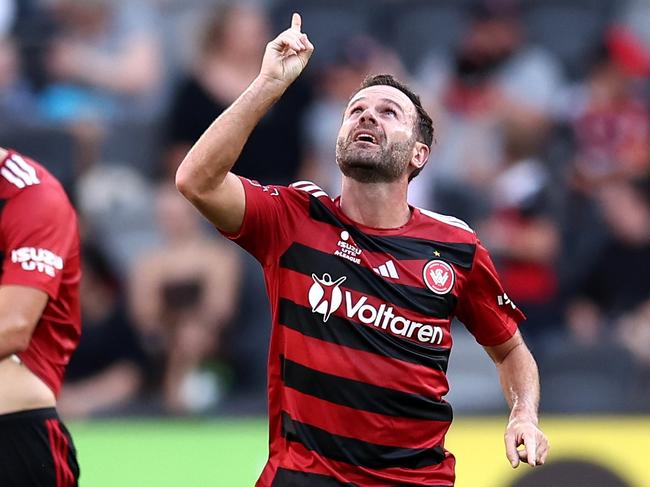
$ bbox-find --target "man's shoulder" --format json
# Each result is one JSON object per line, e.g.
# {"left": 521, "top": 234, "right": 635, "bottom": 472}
{"left": 0, "top": 151, "right": 64, "bottom": 197}
{"left": 1, "top": 175, "right": 74, "bottom": 232}
{"left": 241, "top": 178, "right": 331, "bottom": 200}
{"left": 415, "top": 207, "right": 477, "bottom": 242}
{"left": 271, "top": 179, "right": 334, "bottom": 210}
{"left": 288, "top": 180, "right": 331, "bottom": 200}
{"left": 239, "top": 178, "right": 333, "bottom": 222}
{"left": 0, "top": 151, "right": 43, "bottom": 194}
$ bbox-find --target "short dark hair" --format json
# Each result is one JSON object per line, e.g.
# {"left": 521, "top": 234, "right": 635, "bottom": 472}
{"left": 355, "top": 74, "right": 434, "bottom": 181}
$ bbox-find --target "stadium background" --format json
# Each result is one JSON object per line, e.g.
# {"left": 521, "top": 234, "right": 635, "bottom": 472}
{"left": 1, "top": 0, "right": 649, "bottom": 485}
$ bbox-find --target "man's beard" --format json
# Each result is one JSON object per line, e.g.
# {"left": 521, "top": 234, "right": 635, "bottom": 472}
{"left": 336, "top": 135, "right": 415, "bottom": 184}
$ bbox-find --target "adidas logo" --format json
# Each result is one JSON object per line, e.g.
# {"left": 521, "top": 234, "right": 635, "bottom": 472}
{"left": 373, "top": 260, "right": 399, "bottom": 279}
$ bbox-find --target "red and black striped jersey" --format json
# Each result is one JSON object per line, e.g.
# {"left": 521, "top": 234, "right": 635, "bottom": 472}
{"left": 223, "top": 177, "right": 524, "bottom": 487}
{"left": 0, "top": 149, "right": 81, "bottom": 397}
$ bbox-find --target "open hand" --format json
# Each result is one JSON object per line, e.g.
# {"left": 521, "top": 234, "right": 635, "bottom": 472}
{"left": 260, "top": 13, "right": 314, "bottom": 86}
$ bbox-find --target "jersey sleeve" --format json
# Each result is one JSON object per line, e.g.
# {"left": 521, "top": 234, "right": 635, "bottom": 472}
{"left": 220, "top": 176, "right": 302, "bottom": 265}
{"left": 1, "top": 186, "right": 78, "bottom": 299}
{"left": 455, "top": 241, "right": 526, "bottom": 346}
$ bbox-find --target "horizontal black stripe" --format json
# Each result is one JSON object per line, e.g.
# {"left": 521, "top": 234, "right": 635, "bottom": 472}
{"left": 279, "top": 299, "right": 449, "bottom": 372}
{"left": 309, "top": 197, "right": 476, "bottom": 269}
{"left": 282, "top": 412, "right": 446, "bottom": 470}
{"left": 272, "top": 468, "right": 355, "bottom": 487}
{"left": 272, "top": 468, "right": 451, "bottom": 487}
{"left": 279, "top": 243, "right": 455, "bottom": 319}
{"left": 272, "top": 466, "right": 451, "bottom": 487}
{"left": 281, "top": 357, "right": 452, "bottom": 422}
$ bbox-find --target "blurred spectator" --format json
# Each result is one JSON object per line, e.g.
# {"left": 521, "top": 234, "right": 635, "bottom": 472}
{"left": 164, "top": 3, "right": 311, "bottom": 182}
{"left": 444, "top": 3, "right": 564, "bottom": 117}
{"left": 129, "top": 184, "right": 240, "bottom": 414}
{"left": 59, "top": 242, "right": 148, "bottom": 419}
{"left": 479, "top": 120, "right": 562, "bottom": 355}
{"left": 542, "top": 177, "right": 650, "bottom": 412}
{"left": 39, "top": 0, "right": 163, "bottom": 123}
{"left": 411, "top": 2, "right": 565, "bottom": 214}
{"left": 301, "top": 35, "right": 406, "bottom": 194}
{"left": 568, "top": 27, "right": 650, "bottom": 186}
{"left": 569, "top": 178, "right": 650, "bottom": 331}
{"left": 76, "top": 163, "right": 160, "bottom": 278}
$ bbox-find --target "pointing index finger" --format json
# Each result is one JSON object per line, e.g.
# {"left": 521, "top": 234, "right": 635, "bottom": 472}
{"left": 291, "top": 12, "right": 302, "bottom": 32}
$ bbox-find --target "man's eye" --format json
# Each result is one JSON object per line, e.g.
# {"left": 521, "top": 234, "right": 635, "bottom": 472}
{"left": 351, "top": 107, "right": 362, "bottom": 114}
{"left": 384, "top": 109, "right": 396, "bottom": 116}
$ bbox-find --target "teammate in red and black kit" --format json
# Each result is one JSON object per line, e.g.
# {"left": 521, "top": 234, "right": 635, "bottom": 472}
{"left": 0, "top": 148, "right": 81, "bottom": 486}
{"left": 177, "top": 13, "right": 549, "bottom": 486}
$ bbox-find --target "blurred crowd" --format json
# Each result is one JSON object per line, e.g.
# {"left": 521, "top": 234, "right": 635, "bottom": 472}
{"left": 1, "top": 0, "right": 649, "bottom": 417}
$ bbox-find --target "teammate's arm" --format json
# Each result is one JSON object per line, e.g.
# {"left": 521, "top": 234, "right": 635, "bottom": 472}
{"left": 175, "top": 13, "right": 314, "bottom": 233}
{"left": 484, "top": 330, "right": 550, "bottom": 468}
{"left": 0, "top": 285, "right": 48, "bottom": 359}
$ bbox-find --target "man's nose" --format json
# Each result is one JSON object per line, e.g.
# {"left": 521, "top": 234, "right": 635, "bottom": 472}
{"left": 359, "top": 108, "right": 377, "bottom": 124}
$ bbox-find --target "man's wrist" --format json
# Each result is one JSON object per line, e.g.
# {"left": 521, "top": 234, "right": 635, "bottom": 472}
{"left": 509, "top": 407, "right": 539, "bottom": 426}
{"left": 252, "top": 74, "right": 290, "bottom": 100}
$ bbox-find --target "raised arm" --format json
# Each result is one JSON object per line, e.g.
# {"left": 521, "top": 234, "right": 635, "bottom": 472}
{"left": 484, "top": 330, "right": 550, "bottom": 468}
{"left": 175, "top": 13, "right": 314, "bottom": 233}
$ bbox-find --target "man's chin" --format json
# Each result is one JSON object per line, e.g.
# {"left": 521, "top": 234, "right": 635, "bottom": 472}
{"left": 339, "top": 162, "right": 397, "bottom": 184}
{"left": 339, "top": 159, "right": 377, "bottom": 174}
{"left": 342, "top": 169, "right": 382, "bottom": 183}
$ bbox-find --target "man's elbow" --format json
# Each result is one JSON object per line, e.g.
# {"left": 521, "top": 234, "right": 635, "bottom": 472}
{"left": 175, "top": 169, "right": 190, "bottom": 198}
{"left": 176, "top": 159, "right": 229, "bottom": 206}
{"left": 175, "top": 161, "right": 199, "bottom": 201}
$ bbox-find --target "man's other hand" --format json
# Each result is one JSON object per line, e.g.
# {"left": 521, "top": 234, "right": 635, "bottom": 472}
{"left": 504, "top": 417, "right": 550, "bottom": 468}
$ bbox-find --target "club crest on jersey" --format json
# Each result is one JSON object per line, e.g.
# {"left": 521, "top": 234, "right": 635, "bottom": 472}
{"left": 309, "top": 273, "right": 347, "bottom": 322}
{"left": 423, "top": 260, "right": 455, "bottom": 295}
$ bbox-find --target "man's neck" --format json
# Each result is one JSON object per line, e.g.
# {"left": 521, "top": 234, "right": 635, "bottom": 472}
{"left": 339, "top": 177, "right": 411, "bottom": 229}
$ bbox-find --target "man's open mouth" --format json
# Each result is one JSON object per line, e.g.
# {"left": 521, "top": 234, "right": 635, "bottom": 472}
{"left": 353, "top": 131, "right": 378, "bottom": 144}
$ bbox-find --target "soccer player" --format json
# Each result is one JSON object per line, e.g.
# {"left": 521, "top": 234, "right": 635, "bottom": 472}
{"left": 177, "top": 13, "right": 549, "bottom": 486}
{"left": 0, "top": 147, "right": 81, "bottom": 486}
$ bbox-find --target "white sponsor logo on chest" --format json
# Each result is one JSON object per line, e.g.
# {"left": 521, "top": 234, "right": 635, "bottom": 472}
{"left": 309, "top": 272, "right": 444, "bottom": 345}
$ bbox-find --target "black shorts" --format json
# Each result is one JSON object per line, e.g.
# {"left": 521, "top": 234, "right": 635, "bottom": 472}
{"left": 0, "top": 407, "right": 79, "bottom": 487}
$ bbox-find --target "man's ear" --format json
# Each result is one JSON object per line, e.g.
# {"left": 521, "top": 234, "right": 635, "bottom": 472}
{"left": 411, "top": 141, "right": 430, "bottom": 170}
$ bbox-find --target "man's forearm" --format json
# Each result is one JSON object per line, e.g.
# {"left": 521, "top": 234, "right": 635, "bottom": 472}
{"left": 495, "top": 339, "right": 549, "bottom": 467}
{"left": 176, "top": 76, "right": 287, "bottom": 195}
{"left": 0, "top": 287, "right": 49, "bottom": 360}
{"left": 0, "top": 325, "right": 30, "bottom": 359}
{"left": 175, "top": 13, "right": 313, "bottom": 233}
{"left": 497, "top": 342, "right": 540, "bottom": 422}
